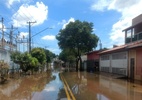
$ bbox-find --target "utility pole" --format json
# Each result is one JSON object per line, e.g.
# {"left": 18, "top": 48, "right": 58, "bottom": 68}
{"left": 9, "top": 25, "right": 17, "bottom": 51}
{"left": 9, "top": 25, "right": 13, "bottom": 51}
{"left": 27, "top": 21, "right": 36, "bottom": 53}
{"left": 0, "top": 17, "right": 4, "bottom": 49}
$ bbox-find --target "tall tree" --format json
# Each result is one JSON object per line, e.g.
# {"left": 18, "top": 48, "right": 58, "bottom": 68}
{"left": 56, "top": 20, "right": 99, "bottom": 71}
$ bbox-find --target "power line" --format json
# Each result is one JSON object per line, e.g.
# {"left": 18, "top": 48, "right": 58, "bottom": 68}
{"left": 31, "top": 27, "right": 52, "bottom": 38}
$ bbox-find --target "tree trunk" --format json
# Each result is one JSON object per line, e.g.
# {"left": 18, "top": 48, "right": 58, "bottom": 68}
{"left": 79, "top": 56, "right": 83, "bottom": 71}
{"left": 76, "top": 58, "right": 78, "bottom": 71}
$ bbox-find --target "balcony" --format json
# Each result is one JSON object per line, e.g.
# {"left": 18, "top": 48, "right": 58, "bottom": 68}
{"left": 125, "top": 32, "right": 142, "bottom": 44}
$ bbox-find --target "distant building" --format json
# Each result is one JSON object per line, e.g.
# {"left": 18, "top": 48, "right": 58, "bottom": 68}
{"left": 81, "top": 55, "right": 87, "bottom": 71}
{"left": 86, "top": 50, "right": 100, "bottom": 72}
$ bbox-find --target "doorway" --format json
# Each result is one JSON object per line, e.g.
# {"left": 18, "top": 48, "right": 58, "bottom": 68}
{"left": 130, "top": 58, "right": 135, "bottom": 80}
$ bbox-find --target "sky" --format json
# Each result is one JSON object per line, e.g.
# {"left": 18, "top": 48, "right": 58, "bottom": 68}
{"left": 0, "top": 0, "right": 142, "bottom": 55}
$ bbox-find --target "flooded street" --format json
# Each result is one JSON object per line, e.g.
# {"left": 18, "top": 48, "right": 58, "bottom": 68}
{"left": 1, "top": 71, "right": 142, "bottom": 100}
{"left": 0, "top": 71, "right": 66, "bottom": 100}
{"left": 62, "top": 71, "right": 142, "bottom": 100}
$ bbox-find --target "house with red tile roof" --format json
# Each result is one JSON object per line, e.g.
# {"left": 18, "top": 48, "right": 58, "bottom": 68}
{"left": 99, "top": 14, "right": 142, "bottom": 81}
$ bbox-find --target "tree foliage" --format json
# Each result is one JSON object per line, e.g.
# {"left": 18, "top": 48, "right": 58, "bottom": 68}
{"left": 59, "top": 49, "right": 75, "bottom": 63}
{"left": 56, "top": 20, "right": 99, "bottom": 71}
{"left": 56, "top": 20, "right": 99, "bottom": 53}
{"left": 10, "top": 51, "right": 39, "bottom": 72}
{"left": 10, "top": 47, "right": 56, "bottom": 73}
{"left": 44, "top": 49, "right": 56, "bottom": 63}
{"left": 10, "top": 51, "right": 21, "bottom": 63}
{"left": 31, "top": 48, "right": 46, "bottom": 65}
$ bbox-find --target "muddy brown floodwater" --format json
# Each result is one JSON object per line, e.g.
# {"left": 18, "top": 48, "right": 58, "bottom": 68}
{"left": 0, "top": 71, "right": 66, "bottom": 100}
{"left": 62, "top": 71, "right": 142, "bottom": 100}
{"left": 1, "top": 71, "right": 142, "bottom": 100}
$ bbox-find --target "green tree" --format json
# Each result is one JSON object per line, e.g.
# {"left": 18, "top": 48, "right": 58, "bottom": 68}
{"left": 59, "top": 49, "right": 76, "bottom": 66}
{"left": 10, "top": 51, "right": 39, "bottom": 73}
{"left": 29, "top": 57, "right": 39, "bottom": 73}
{"left": 56, "top": 20, "right": 99, "bottom": 71}
{"left": 10, "top": 51, "right": 22, "bottom": 63}
{"left": 44, "top": 49, "right": 56, "bottom": 63}
{"left": 20, "top": 52, "right": 31, "bottom": 72}
{"left": 31, "top": 48, "right": 46, "bottom": 71}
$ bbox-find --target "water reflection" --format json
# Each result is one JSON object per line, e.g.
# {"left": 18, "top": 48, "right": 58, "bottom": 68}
{"left": 0, "top": 71, "right": 65, "bottom": 100}
{"left": 32, "top": 72, "right": 64, "bottom": 100}
{"left": 63, "top": 72, "right": 142, "bottom": 100}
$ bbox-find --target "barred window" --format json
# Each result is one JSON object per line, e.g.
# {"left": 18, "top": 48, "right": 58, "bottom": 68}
{"left": 112, "top": 52, "right": 127, "bottom": 60}
{"left": 101, "top": 55, "right": 109, "bottom": 60}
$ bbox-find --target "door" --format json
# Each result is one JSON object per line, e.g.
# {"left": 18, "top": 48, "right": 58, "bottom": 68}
{"left": 130, "top": 58, "right": 135, "bottom": 80}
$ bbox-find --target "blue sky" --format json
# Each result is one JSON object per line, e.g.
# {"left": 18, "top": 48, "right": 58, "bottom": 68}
{"left": 0, "top": 0, "right": 142, "bottom": 55}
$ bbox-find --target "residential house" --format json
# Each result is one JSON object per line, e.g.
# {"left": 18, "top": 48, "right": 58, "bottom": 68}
{"left": 86, "top": 50, "right": 100, "bottom": 72}
{"left": 123, "top": 14, "right": 142, "bottom": 80}
{"left": 99, "top": 45, "right": 128, "bottom": 76}
{"left": 99, "top": 14, "right": 142, "bottom": 81}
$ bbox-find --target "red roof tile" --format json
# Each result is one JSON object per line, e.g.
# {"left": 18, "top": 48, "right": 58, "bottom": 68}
{"left": 99, "top": 40, "right": 142, "bottom": 54}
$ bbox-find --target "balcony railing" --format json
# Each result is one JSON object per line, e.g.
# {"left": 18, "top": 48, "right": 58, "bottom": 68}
{"left": 126, "top": 32, "right": 142, "bottom": 43}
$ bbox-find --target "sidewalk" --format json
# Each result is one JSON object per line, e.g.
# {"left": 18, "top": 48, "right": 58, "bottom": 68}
{"left": 99, "top": 71, "right": 142, "bottom": 86}
{"left": 99, "top": 72, "right": 127, "bottom": 79}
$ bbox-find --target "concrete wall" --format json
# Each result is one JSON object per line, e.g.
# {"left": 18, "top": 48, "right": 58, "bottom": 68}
{"left": 0, "top": 49, "right": 19, "bottom": 70}
{"left": 132, "top": 14, "right": 142, "bottom": 25}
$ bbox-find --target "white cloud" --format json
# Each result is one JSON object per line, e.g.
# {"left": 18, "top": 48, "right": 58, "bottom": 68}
{"left": 0, "top": 24, "right": 7, "bottom": 32}
{"left": 108, "top": 0, "right": 139, "bottom": 12}
{"left": 108, "top": 0, "right": 142, "bottom": 45}
{"left": 91, "top": 0, "right": 112, "bottom": 11}
{"left": 6, "top": 0, "right": 20, "bottom": 8}
{"left": 12, "top": 2, "right": 48, "bottom": 27}
{"left": 17, "top": 32, "right": 28, "bottom": 39}
{"left": 62, "top": 17, "right": 75, "bottom": 29}
{"left": 91, "top": 0, "right": 142, "bottom": 45}
{"left": 58, "top": 19, "right": 66, "bottom": 25}
{"left": 47, "top": 47, "right": 61, "bottom": 55}
{"left": 42, "top": 35, "right": 55, "bottom": 41}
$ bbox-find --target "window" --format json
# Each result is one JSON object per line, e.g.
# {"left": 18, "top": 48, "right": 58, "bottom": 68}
{"left": 126, "top": 29, "right": 132, "bottom": 43}
{"left": 112, "top": 52, "right": 127, "bottom": 60}
{"left": 126, "top": 29, "right": 131, "bottom": 38}
{"left": 101, "top": 55, "right": 109, "bottom": 60}
{"left": 138, "top": 32, "right": 142, "bottom": 40}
